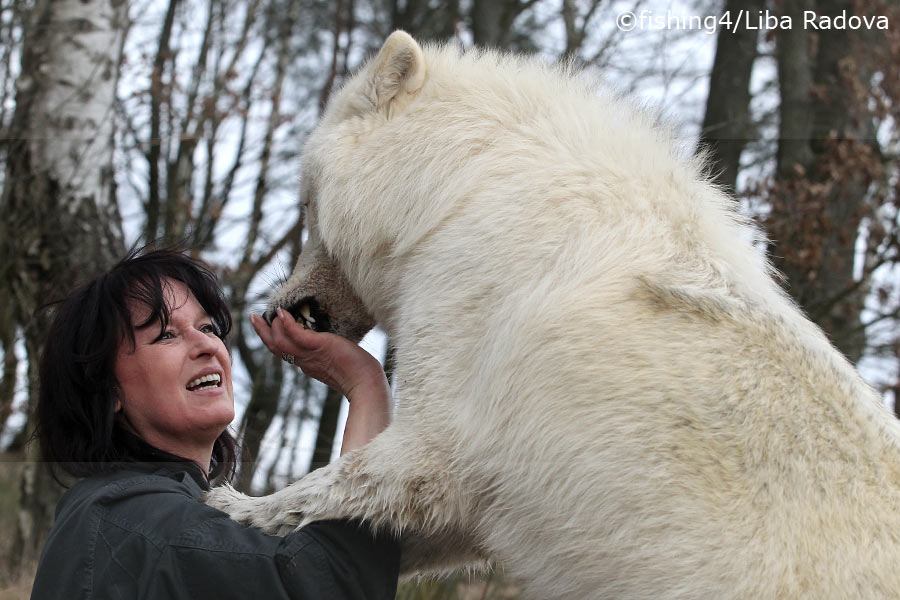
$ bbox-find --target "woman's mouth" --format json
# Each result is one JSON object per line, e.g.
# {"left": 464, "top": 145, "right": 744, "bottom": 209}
{"left": 186, "top": 373, "right": 222, "bottom": 391}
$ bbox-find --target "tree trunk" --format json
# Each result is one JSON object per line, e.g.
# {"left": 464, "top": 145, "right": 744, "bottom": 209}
{"left": 766, "top": 0, "right": 880, "bottom": 363}
{"left": 775, "top": 0, "right": 815, "bottom": 178}
{"left": 470, "top": 0, "right": 508, "bottom": 47}
{"left": 0, "top": 299, "right": 18, "bottom": 435}
{"left": 309, "top": 387, "right": 344, "bottom": 472}
{"left": 698, "top": 0, "right": 764, "bottom": 192}
{"left": 233, "top": 354, "right": 285, "bottom": 493}
{"left": 0, "top": 0, "right": 127, "bottom": 572}
{"left": 146, "top": 0, "right": 180, "bottom": 243}
{"left": 391, "top": 0, "right": 458, "bottom": 43}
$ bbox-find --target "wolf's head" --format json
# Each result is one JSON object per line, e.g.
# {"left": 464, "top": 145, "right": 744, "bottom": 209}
{"left": 265, "top": 31, "right": 428, "bottom": 341}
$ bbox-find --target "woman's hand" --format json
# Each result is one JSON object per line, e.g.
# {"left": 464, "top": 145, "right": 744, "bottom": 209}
{"left": 250, "top": 309, "right": 392, "bottom": 453}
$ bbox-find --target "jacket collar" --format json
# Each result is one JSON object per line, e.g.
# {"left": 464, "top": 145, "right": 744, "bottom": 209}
{"left": 111, "top": 429, "right": 212, "bottom": 490}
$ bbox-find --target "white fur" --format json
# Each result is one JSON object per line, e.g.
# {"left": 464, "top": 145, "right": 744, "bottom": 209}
{"left": 207, "top": 32, "right": 900, "bottom": 598}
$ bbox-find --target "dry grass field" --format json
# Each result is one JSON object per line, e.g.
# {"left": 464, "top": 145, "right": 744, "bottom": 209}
{"left": 0, "top": 456, "right": 33, "bottom": 600}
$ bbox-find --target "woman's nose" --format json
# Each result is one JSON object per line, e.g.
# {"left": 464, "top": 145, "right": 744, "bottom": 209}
{"left": 188, "top": 328, "right": 220, "bottom": 357}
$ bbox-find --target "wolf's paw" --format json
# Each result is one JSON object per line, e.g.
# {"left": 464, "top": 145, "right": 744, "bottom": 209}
{"left": 204, "top": 484, "right": 295, "bottom": 534}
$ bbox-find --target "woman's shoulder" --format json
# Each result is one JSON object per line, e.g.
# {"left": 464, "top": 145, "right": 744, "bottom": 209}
{"left": 55, "top": 464, "right": 208, "bottom": 539}
{"left": 34, "top": 466, "right": 223, "bottom": 599}
{"left": 37, "top": 467, "right": 401, "bottom": 599}
{"left": 64, "top": 463, "right": 203, "bottom": 504}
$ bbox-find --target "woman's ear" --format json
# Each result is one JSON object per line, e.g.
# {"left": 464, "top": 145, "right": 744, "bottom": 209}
{"left": 112, "top": 384, "right": 123, "bottom": 413}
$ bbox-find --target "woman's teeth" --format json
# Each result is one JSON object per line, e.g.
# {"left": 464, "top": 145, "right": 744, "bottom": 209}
{"left": 187, "top": 373, "right": 221, "bottom": 391}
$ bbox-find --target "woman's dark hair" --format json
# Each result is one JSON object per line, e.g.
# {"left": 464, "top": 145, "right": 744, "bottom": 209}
{"left": 34, "top": 244, "right": 238, "bottom": 481}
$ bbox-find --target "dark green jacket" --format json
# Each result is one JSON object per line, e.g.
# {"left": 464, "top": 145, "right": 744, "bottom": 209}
{"left": 30, "top": 463, "right": 400, "bottom": 599}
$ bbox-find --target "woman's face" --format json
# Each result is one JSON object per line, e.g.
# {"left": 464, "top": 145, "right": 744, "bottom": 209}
{"left": 114, "top": 278, "right": 234, "bottom": 466}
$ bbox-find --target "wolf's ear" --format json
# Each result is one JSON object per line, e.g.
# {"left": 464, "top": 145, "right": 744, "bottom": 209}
{"left": 367, "top": 30, "right": 426, "bottom": 111}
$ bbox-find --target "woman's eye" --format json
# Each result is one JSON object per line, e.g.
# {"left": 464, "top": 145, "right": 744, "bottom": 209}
{"left": 200, "top": 324, "right": 216, "bottom": 334}
{"left": 154, "top": 330, "right": 175, "bottom": 342}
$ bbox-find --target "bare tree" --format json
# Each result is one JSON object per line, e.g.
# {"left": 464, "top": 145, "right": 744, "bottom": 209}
{"left": 763, "top": 0, "right": 893, "bottom": 365}
{"left": 0, "top": 0, "right": 128, "bottom": 574}
{"left": 561, "top": 0, "right": 602, "bottom": 61}
{"left": 115, "top": 0, "right": 315, "bottom": 490}
{"left": 470, "top": 0, "right": 542, "bottom": 49}
{"left": 390, "top": 0, "right": 459, "bottom": 42}
{"left": 0, "top": 0, "right": 26, "bottom": 440}
{"left": 699, "top": 0, "right": 765, "bottom": 192}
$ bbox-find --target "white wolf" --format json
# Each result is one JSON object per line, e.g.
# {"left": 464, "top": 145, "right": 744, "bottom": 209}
{"left": 207, "top": 31, "right": 900, "bottom": 598}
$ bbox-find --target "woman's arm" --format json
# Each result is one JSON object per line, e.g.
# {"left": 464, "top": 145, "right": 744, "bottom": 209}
{"left": 249, "top": 309, "right": 392, "bottom": 453}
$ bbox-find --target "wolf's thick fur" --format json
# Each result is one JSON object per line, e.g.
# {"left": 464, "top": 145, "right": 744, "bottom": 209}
{"left": 207, "top": 32, "right": 900, "bottom": 597}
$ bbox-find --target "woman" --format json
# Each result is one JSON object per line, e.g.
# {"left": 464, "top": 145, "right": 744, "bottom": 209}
{"left": 29, "top": 246, "right": 399, "bottom": 599}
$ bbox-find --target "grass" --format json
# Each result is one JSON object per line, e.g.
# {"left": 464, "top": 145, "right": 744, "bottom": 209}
{"left": 0, "top": 562, "right": 35, "bottom": 600}
{"left": 0, "top": 455, "right": 32, "bottom": 599}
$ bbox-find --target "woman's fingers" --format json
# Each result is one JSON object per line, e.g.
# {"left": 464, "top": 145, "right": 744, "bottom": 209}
{"left": 250, "top": 309, "right": 386, "bottom": 399}
{"left": 274, "top": 308, "right": 321, "bottom": 350}
{"left": 251, "top": 311, "right": 313, "bottom": 352}
{"left": 249, "top": 313, "right": 281, "bottom": 356}
{"left": 250, "top": 310, "right": 344, "bottom": 390}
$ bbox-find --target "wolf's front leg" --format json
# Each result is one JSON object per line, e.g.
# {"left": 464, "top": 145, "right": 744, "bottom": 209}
{"left": 204, "top": 464, "right": 338, "bottom": 535}
{"left": 205, "top": 425, "right": 485, "bottom": 570}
